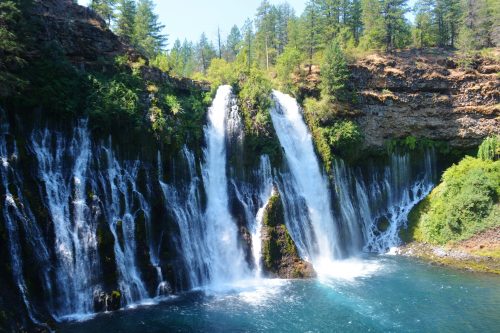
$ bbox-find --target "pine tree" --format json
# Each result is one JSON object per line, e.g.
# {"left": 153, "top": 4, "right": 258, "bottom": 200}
{"left": 380, "top": 0, "right": 410, "bottom": 50}
{"left": 115, "top": 0, "right": 136, "bottom": 41}
{"left": 197, "top": 32, "right": 216, "bottom": 74}
{"left": 132, "top": 0, "right": 167, "bottom": 58}
{"left": 435, "top": 0, "right": 462, "bottom": 47}
{"left": 226, "top": 25, "right": 242, "bottom": 61}
{"left": 348, "top": 0, "right": 363, "bottom": 44}
{"left": 320, "top": 39, "right": 350, "bottom": 101}
{"left": 302, "top": 0, "right": 321, "bottom": 73}
{"left": 413, "top": 0, "right": 437, "bottom": 48}
{"left": 255, "top": 0, "right": 278, "bottom": 69}
{"left": 241, "top": 18, "right": 255, "bottom": 71}
{"left": 91, "top": 0, "right": 116, "bottom": 26}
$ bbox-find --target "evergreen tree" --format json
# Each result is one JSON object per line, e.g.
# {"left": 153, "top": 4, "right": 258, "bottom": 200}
{"left": 380, "top": 0, "right": 410, "bottom": 50}
{"left": 413, "top": 0, "right": 437, "bottom": 48}
{"left": 197, "top": 32, "right": 216, "bottom": 74}
{"left": 132, "top": 0, "right": 167, "bottom": 58}
{"left": 276, "top": 45, "right": 303, "bottom": 91}
{"left": 241, "top": 18, "right": 255, "bottom": 71}
{"left": 225, "top": 25, "right": 242, "bottom": 61}
{"left": 115, "top": 0, "right": 136, "bottom": 40}
{"left": 302, "top": 0, "right": 321, "bottom": 73}
{"left": 167, "top": 38, "right": 184, "bottom": 76}
{"left": 91, "top": 0, "right": 116, "bottom": 25}
{"left": 320, "top": 39, "right": 350, "bottom": 101}
{"left": 181, "top": 39, "right": 196, "bottom": 77}
{"left": 275, "top": 3, "right": 295, "bottom": 54}
{"left": 459, "top": 0, "right": 498, "bottom": 50}
{"left": 348, "top": 0, "right": 363, "bottom": 44}
{"left": 359, "top": 0, "right": 385, "bottom": 49}
{"left": 435, "top": 0, "right": 462, "bottom": 47}
{"left": 254, "top": 0, "right": 278, "bottom": 69}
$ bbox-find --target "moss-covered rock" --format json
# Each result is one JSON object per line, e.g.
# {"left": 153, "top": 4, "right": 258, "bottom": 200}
{"left": 261, "top": 191, "right": 315, "bottom": 278}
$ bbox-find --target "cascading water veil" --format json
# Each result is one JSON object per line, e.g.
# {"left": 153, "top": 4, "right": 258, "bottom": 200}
{"left": 1, "top": 119, "right": 53, "bottom": 325}
{"left": 31, "top": 120, "right": 100, "bottom": 320}
{"left": 96, "top": 143, "right": 149, "bottom": 305}
{"left": 331, "top": 151, "right": 437, "bottom": 254}
{"left": 270, "top": 91, "right": 341, "bottom": 267}
{"left": 160, "top": 147, "right": 211, "bottom": 288}
{"left": 201, "top": 85, "right": 249, "bottom": 286}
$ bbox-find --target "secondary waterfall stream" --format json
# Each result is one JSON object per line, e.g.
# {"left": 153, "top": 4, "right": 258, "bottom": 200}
{"left": 270, "top": 90, "right": 341, "bottom": 266}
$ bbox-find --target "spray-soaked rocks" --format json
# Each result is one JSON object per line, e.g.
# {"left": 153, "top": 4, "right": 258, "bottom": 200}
{"left": 261, "top": 192, "right": 315, "bottom": 279}
{"left": 93, "top": 290, "right": 122, "bottom": 313}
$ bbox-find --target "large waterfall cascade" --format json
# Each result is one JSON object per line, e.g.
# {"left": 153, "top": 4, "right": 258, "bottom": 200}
{"left": 0, "top": 87, "right": 441, "bottom": 327}
{"left": 201, "top": 85, "right": 251, "bottom": 286}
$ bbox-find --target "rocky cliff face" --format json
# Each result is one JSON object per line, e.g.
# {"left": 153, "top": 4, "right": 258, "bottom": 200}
{"left": 350, "top": 49, "right": 499, "bottom": 149}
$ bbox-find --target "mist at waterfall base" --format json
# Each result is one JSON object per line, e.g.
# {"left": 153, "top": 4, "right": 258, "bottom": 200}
{"left": 2, "top": 86, "right": 498, "bottom": 331}
{"left": 60, "top": 256, "right": 500, "bottom": 333}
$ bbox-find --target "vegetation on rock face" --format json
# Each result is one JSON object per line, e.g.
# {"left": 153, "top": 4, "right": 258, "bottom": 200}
{"left": 405, "top": 139, "right": 499, "bottom": 245}
{"left": 478, "top": 135, "right": 500, "bottom": 161}
{"left": 0, "top": 0, "right": 31, "bottom": 97}
{"left": 303, "top": 97, "right": 363, "bottom": 172}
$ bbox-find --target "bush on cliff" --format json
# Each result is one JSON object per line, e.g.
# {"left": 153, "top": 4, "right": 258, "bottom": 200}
{"left": 407, "top": 152, "right": 500, "bottom": 245}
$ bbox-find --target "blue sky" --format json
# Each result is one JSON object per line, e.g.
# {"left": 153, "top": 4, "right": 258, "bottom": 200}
{"left": 78, "top": 0, "right": 306, "bottom": 49}
{"left": 78, "top": 0, "right": 416, "bottom": 50}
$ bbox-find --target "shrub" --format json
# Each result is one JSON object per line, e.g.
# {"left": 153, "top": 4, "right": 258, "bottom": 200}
{"left": 478, "top": 135, "right": 499, "bottom": 161}
{"left": 411, "top": 156, "right": 499, "bottom": 244}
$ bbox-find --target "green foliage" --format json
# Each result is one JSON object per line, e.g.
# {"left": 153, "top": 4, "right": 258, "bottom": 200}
{"left": 320, "top": 39, "right": 350, "bottom": 102}
{"left": 86, "top": 71, "right": 143, "bottom": 133}
{"left": 9, "top": 42, "right": 87, "bottom": 117}
{"left": 323, "top": 120, "right": 363, "bottom": 155}
{"left": 386, "top": 135, "right": 458, "bottom": 155}
{"left": 115, "top": 0, "right": 136, "bottom": 40}
{"left": 90, "top": 0, "right": 116, "bottom": 25}
{"left": 409, "top": 155, "right": 500, "bottom": 244}
{"left": 237, "top": 67, "right": 281, "bottom": 165}
{"left": 0, "top": 0, "right": 26, "bottom": 97}
{"left": 477, "top": 135, "right": 499, "bottom": 161}
{"left": 239, "top": 68, "right": 273, "bottom": 135}
{"left": 262, "top": 192, "right": 299, "bottom": 272}
{"left": 132, "top": 0, "right": 166, "bottom": 58}
{"left": 276, "top": 46, "right": 303, "bottom": 93}
{"left": 206, "top": 58, "right": 238, "bottom": 90}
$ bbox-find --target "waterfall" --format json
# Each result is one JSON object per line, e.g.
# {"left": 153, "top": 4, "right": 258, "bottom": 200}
{"left": 251, "top": 156, "right": 274, "bottom": 276}
{"left": 360, "top": 150, "right": 436, "bottom": 252}
{"left": 160, "top": 147, "right": 210, "bottom": 288}
{"left": 201, "top": 85, "right": 249, "bottom": 285}
{"left": 1, "top": 122, "right": 52, "bottom": 325}
{"left": 231, "top": 155, "right": 274, "bottom": 277}
{"left": 330, "top": 150, "right": 437, "bottom": 254}
{"left": 96, "top": 143, "right": 149, "bottom": 305}
{"left": 270, "top": 91, "right": 340, "bottom": 265}
{"left": 160, "top": 85, "right": 251, "bottom": 288}
{"left": 31, "top": 120, "right": 100, "bottom": 320}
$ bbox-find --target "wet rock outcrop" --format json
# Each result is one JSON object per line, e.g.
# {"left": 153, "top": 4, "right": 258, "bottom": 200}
{"left": 350, "top": 49, "right": 499, "bottom": 149}
{"left": 261, "top": 191, "right": 315, "bottom": 278}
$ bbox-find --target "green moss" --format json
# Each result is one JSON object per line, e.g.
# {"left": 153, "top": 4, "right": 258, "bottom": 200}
{"left": 262, "top": 192, "right": 301, "bottom": 273}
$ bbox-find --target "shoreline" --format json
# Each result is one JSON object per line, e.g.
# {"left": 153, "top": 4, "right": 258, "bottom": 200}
{"left": 395, "top": 227, "right": 500, "bottom": 275}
